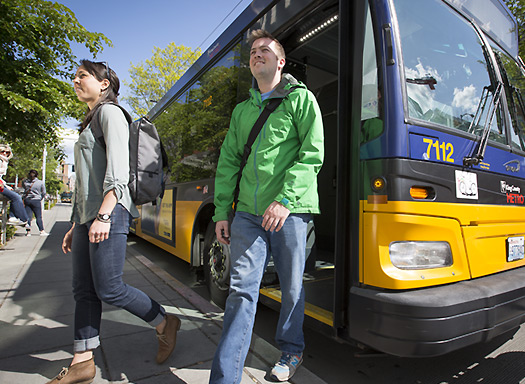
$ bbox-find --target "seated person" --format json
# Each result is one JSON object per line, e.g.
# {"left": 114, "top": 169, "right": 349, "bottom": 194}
{"left": 0, "top": 144, "right": 28, "bottom": 226}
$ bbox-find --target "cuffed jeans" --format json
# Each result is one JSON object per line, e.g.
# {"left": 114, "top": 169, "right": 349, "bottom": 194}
{"left": 24, "top": 198, "right": 44, "bottom": 231}
{"left": 209, "top": 211, "right": 310, "bottom": 384}
{"left": 71, "top": 204, "right": 165, "bottom": 352}
{"left": 1, "top": 188, "right": 28, "bottom": 222}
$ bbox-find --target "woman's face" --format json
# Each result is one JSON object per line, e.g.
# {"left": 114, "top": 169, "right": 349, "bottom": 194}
{"left": 73, "top": 66, "right": 109, "bottom": 109}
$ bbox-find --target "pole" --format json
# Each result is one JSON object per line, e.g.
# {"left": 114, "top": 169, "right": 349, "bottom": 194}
{"left": 42, "top": 145, "right": 47, "bottom": 186}
{"left": 42, "top": 145, "right": 47, "bottom": 212}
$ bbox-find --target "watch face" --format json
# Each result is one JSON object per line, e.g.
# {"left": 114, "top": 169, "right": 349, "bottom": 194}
{"left": 102, "top": 214, "right": 110, "bottom": 220}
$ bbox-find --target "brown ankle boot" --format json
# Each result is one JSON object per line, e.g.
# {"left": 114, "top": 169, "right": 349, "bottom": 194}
{"left": 156, "top": 314, "right": 182, "bottom": 364}
{"left": 46, "top": 357, "right": 96, "bottom": 384}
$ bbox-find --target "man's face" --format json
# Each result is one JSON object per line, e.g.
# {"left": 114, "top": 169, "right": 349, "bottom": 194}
{"left": 249, "top": 38, "right": 285, "bottom": 79}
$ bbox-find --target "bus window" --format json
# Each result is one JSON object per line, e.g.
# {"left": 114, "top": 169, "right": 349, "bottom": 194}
{"left": 361, "top": 3, "right": 382, "bottom": 143}
{"left": 154, "top": 44, "right": 242, "bottom": 183}
{"left": 492, "top": 47, "right": 525, "bottom": 152}
{"left": 393, "top": 0, "right": 505, "bottom": 143}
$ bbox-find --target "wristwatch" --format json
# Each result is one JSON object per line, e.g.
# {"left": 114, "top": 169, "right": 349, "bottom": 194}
{"left": 96, "top": 213, "right": 111, "bottom": 223}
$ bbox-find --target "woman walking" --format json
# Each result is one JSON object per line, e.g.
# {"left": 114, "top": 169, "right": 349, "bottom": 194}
{"left": 46, "top": 60, "right": 181, "bottom": 384}
{"left": 22, "top": 169, "right": 47, "bottom": 235}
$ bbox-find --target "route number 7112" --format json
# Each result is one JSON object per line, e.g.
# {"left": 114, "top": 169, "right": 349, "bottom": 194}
{"left": 422, "top": 138, "right": 455, "bottom": 163}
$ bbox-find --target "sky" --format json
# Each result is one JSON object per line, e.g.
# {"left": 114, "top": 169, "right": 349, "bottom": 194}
{"left": 55, "top": 0, "right": 253, "bottom": 162}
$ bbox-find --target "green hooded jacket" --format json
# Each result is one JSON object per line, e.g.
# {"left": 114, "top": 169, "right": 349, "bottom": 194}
{"left": 213, "top": 73, "right": 324, "bottom": 222}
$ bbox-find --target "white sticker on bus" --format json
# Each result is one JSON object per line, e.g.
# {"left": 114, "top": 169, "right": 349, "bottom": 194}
{"left": 455, "top": 170, "right": 478, "bottom": 199}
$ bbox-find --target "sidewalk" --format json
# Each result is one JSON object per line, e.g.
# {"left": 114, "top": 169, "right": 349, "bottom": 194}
{"left": 0, "top": 204, "right": 326, "bottom": 384}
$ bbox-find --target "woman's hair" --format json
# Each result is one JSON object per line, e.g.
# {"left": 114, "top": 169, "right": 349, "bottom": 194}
{"left": 78, "top": 59, "right": 121, "bottom": 132}
{"left": 28, "top": 169, "right": 38, "bottom": 178}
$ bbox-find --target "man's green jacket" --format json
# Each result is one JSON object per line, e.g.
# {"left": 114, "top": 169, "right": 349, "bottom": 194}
{"left": 213, "top": 73, "right": 324, "bottom": 222}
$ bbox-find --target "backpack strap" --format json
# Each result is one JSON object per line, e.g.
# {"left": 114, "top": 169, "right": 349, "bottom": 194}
{"left": 90, "top": 102, "right": 133, "bottom": 149}
{"left": 232, "top": 96, "right": 285, "bottom": 212}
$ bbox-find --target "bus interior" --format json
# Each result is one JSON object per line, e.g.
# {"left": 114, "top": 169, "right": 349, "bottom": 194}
{"left": 257, "top": 0, "right": 341, "bottom": 327}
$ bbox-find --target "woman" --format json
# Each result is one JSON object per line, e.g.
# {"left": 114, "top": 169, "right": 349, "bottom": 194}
{"left": 0, "top": 144, "right": 29, "bottom": 226}
{"left": 46, "top": 60, "right": 181, "bottom": 384}
{"left": 22, "top": 169, "right": 47, "bottom": 235}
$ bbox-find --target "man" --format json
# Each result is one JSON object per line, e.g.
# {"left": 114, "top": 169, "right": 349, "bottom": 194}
{"left": 209, "top": 29, "right": 324, "bottom": 383}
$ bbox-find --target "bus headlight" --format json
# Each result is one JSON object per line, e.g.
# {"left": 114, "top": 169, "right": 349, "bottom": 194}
{"left": 389, "top": 241, "right": 452, "bottom": 270}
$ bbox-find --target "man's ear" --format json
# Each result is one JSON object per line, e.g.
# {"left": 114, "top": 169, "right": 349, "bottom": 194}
{"left": 278, "top": 57, "right": 286, "bottom": 71}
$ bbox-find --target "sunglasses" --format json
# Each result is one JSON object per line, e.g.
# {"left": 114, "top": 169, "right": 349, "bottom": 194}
{"left": 95, "top": 61, "right": 111, "bottom": 82}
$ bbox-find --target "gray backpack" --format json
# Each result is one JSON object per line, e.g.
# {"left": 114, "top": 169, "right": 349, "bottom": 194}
{"left": 91, "top": 103, "right": 169, "bottom": 206}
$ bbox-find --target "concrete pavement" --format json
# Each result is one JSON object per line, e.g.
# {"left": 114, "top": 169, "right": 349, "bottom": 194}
{"left": 0, "top": 204, "right": 326, "bottom": 384}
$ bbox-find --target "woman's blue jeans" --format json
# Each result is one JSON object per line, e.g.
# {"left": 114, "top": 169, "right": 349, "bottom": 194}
{"left": 0, "top": 188, "right": 28, "bottom": 222}
{"left": 71, "top": 204, "right": 165, "bottom": 352}
{"left": 24, "top": 198, "right": 44, "bottom": 231}
{"left": 209, "top": 211, "right": 310, "bottom": 384}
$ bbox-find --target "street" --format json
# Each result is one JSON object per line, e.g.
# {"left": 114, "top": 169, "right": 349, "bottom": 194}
{"left": 4, "top": 202, "right": 522, "bottom": 383}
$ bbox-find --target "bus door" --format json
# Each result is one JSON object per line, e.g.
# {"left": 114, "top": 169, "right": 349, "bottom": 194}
{"left": 257, "top": 0, "right": 340, "bottom": 329}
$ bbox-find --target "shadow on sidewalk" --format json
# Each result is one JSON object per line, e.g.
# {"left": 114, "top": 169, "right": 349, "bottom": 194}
{"left": 0, "top": 220, "right": 221, "bottom": 383}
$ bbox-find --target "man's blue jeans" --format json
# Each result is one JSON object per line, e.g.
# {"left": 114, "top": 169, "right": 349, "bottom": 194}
{"left": 209, "top": 211, "right": 310, "bottom": 384}
{"left": 0, "top": 188, "right": 28, "bottom": 222}
{"left": 71, "top": 204, "right": 165, "bottom": 352}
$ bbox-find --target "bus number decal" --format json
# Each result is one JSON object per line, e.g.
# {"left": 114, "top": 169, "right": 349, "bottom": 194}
{"left": 422, "top": 138, "right": 454, "bottom": 163}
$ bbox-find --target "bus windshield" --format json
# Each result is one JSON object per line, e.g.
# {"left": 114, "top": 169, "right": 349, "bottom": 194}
{"left": 394, "top": 0, "right": 505, "bottom": 143}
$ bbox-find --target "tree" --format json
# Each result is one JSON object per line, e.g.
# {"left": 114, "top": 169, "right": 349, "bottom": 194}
{"left": 505, "top": 0, "right": 525, "bottom": 58}
{"left": 124, "top": 42, "right": 201, "bottom": 117}
{"left": 0, "top": 0, "right": 111, "bottom": 148}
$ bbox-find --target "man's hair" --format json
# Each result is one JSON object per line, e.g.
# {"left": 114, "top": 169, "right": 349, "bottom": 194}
{"left": 29, "top": 169, "right": 38, "bottom": 178}
{"left": 248, "top": 29, "right": 286, "bottom": 60}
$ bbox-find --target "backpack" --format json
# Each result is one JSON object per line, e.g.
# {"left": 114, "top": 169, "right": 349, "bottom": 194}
{"left": 90, "top": 103, "right": 169, "bottom": 206}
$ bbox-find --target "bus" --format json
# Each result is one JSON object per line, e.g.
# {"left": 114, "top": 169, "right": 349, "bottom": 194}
{"left": 133, "top": 0, "right": 525, "bottom": 357}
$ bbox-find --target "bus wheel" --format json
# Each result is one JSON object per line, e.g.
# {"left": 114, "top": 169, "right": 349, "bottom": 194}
{"left": 203, "top": 221, "right": 230, "bottom": 309}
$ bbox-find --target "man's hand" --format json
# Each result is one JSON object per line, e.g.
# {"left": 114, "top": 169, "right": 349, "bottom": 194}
{"left": 262, "top": 201, "right": 290, "bottom": 232}
{"left": 215, "top": 220, "right": 230, "bottom": 245}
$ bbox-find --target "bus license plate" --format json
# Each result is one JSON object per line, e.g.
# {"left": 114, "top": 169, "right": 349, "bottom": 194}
{"left": 507, "top": 236, "right": 525, "bottom": 262}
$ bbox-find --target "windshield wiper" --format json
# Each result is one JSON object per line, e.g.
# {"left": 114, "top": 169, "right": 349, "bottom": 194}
{"left": 463, "top": 82, "right": 503, "bottom": 167}
{"left": 406, "top": 75, "right": 437, "bottom": 90}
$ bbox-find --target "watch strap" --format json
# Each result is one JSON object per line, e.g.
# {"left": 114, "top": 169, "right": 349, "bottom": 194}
{"left": 96, "top": 213, "right": 112, "bottom": 223}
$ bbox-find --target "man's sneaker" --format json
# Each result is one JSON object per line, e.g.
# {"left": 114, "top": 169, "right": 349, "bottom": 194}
{"left": 7, "top": 217, "right": 27, "bottom": 226}
{"left": 270, "top": 353, "right": 303, "bottom": 382}
{"left": 40, "top": 231, "right": 49, "bottom": 236}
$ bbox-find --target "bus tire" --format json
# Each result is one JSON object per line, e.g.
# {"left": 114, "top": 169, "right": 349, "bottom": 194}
{"left": 203, "top": 220, "right": 230, "bottom": 309}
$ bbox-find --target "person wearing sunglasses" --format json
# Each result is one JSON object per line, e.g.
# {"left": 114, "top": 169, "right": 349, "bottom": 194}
{"left": 0, "top": 144, "right": 29, "bottom": 226}
{"left": 45, "top": 60, "right": 181, "bottom": 384}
